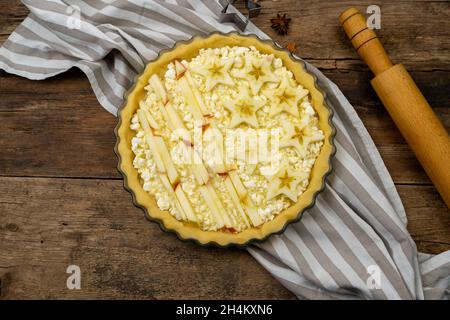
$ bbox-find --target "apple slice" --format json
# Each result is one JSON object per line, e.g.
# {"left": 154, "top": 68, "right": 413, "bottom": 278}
{"left": 159, "top": 173, "right": 186, "bottom": 221}
{"left": 175, "top": 60, "right": 209, "bottom": 115}
{"left": 174, "top": 60, "right": 187, "bottom": 79}
{"left": 206, "top": 183, "right": 234, "bottom": 228}
{"left": 199, "top": 185, "right": 225, "bottom": 229}
{"left": 266, "top": 178, "right": 281, "bottom": 201}
{"left": 186, "top": 147, "right": 209, "bottom": 185}
{"left": 165, "top": 102, "right": 185, "bottom": 130}
{"left": 182, "top": 146, "right": 209, "bottom": 185}
{"left": 145, "top": 111, "right": 160, "bottom": 130}
{"left": 137, "top": 109, "right": 165, "bottom": 173}
{"left": 139, "top": 101, "right": 160, "bottom": 129}
{"left": 228, "top": 170, "right": 247, "bottom": 199}
{"left": 137, "top": 109, "right": 153, "bottom": 135}
{"left": 185, "top": 71, "right": 209, "bottom": 115}
{"left": 156, "top": 101, "right": 174, "bottom": 131}
{"left": 247, "top": 134, "right": 258, "bottom": 172}
{"left": 224, "top": 177, "right": 251, "bottom": 228}
{"left": 179, "top": 77, "right": 204, "bottom": 122}
{"left": 174, "top": 184, "right": 197, "bottom": 222}
{"left": 242, "top": 197, "right": 263, "bottom": 226}
{"left": 165, "top": 102, "right": 192, "bottom": 144}
{"left": 153, "top": 136, "right": 179, "bottom": 185}
{"left": 203, "top": 126, "right": 227, "bottom": 173}
{"left": 149, "top": 74, "right": 168, "bottom": 105}
{"left": 146, "top": 135, "right": 166, "bottom": 174}
{"left": 157, "top": 100, "right": 191, "bottom": 143}
{"left": 246, "top": 164, "right": 257, "bottom": 175}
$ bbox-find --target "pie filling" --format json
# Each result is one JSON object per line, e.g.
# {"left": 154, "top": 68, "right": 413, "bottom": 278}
{"left": 130, "top": 46, "right": 324, "bottom": 232}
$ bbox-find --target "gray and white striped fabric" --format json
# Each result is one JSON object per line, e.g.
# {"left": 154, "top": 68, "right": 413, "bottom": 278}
{"left": 1, "top": 0, "right": 448, "bottom": 300}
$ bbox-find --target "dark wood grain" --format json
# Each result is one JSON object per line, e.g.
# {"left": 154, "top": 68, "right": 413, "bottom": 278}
{"left": 239, "top": 0, "right": 450, "bottom": 69}
{"left": 0, "top": 177, "right": 294, "bottom": 299}
{"left": 0, "top": 0, "right": 449, "bottom": 299}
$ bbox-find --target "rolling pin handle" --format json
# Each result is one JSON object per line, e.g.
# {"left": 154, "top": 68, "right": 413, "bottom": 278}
{"left": 339, "top": 7, "right": 393, "bottom": 75}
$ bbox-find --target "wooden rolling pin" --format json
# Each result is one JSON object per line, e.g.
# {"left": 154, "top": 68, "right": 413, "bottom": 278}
{"left": 339, "top": 8, "right": 450, "bottom": 209}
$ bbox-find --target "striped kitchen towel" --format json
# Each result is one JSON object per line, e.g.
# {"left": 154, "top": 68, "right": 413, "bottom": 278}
{"left": 1, "top": 0, "right": 448, "bottom": 300}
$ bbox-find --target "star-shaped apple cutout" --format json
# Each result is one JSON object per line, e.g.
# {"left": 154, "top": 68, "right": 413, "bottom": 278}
{"left": 280, "top": 116, "right": 310, "bottom": 157}
{"left": 234, "top": 55, "right": 279, "bottom": 95}
{"left": 264, "top": 78, "right": 308, "bottom": 118}
{"left": 280, "top": 115, "right": 325, "bottom": 157}
{"left": 223, "top": 87, "right": 265, "bottom": 128}
{"left": 266, "top": 166, "right": 307, "bottom": 202}
{"left": 190, "top": 55, "right": 234, "bottom": 91}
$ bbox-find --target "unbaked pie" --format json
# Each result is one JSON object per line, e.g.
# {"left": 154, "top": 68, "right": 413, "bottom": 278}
{"left": 116, "top": 33, "right": 335, "bottom": 246}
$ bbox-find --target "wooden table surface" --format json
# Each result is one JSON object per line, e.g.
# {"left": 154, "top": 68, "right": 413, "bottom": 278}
{"left": 0, "top": 0, "right": 449, "bottom": 299}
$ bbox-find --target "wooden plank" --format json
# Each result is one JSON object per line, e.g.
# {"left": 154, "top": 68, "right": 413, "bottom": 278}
{"left": 0, "top": 69, "right": 119, "bottom": 179}
{"left": 0, "top": 177, "right": 448, "bottom": 299}
{"left": 239, "top": 0, "right": 450, "bottom": 70}
{"left": 400, "top": 185, "right": 450, "bottom": 246}
{"left": 0, "top": 0, "right": 27, "bottom": 39}
{"left": 0, "top": 176, "right": 294, "bottom": 299}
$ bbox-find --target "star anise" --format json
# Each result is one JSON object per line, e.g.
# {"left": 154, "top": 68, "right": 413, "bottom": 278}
{"left": 285, "top": 42, "right": 297, "bottom": 53}
{"left": 270, "top": 13, "right": 291, "bottom": 35}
